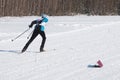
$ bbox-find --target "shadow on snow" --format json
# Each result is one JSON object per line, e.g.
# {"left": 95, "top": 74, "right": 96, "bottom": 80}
{"left": 0, "top": 50, "right": 21, "bottom": 54}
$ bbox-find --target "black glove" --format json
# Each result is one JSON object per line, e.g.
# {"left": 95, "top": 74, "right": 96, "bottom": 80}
{"left": 29, "top": 25, "right": 32, "bottom": 28}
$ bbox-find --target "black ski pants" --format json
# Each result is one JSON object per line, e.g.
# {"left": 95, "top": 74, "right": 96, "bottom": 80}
{"left": 23, "top": 29, "right": 46, "bottom": 51}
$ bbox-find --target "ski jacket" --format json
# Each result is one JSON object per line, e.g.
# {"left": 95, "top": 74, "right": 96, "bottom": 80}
{"left": 29, "top": 17, "right": 48, "bottom": 31}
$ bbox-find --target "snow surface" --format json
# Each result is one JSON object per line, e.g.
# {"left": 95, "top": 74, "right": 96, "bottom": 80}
{"left": 0, "top": 16, "right": 120, "bottom": 80}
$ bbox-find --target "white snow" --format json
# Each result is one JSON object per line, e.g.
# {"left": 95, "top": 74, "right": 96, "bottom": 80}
{"left": 0, "top": 16, "right": 120, "bottom": 80}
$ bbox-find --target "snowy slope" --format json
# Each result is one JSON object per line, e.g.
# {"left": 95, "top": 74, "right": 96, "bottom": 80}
{"left": 0, "top": 16, "right": 120, "bottom": 80}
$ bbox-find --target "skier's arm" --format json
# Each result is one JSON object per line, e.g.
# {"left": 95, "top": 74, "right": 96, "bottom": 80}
{"left": 29, "top": 20, "right": 37, "bottom": 28}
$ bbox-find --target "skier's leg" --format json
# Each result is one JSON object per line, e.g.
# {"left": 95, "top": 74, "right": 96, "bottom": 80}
{"left": 21, "top": 30, "right": 38, "bottom": 53}
{"left": 39, "top": 31, "right": 46, "bottom": 52}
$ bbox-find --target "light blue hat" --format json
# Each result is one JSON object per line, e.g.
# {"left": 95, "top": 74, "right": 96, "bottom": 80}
{"left": 41, "top": 14, "right": 47, "bottom": 18}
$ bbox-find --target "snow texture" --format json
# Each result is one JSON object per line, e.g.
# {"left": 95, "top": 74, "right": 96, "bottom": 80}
{"left": 0, "top": 16, "right": 120, "bottom": 80}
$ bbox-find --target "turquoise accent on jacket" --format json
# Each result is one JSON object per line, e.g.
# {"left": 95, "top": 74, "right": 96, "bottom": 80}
{"left": 42, "top": 17, "right": 48, "bottom": 23}
{"left": 40, "top": 17, "right": 48, "bottom": 31}
{"left": 41, "top": 25, "right": 45, "bottom": 31}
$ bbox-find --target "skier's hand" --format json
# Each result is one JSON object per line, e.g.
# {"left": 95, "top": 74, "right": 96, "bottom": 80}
{"left": 29, "top": 25, "right": 32, "bottom": 28}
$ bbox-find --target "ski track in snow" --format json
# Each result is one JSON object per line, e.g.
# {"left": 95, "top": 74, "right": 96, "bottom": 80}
{"left": 0, "top": 16, "right": 120, "bottom": 80}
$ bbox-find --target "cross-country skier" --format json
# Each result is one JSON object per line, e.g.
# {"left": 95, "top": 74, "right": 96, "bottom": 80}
{"left": 21, "top": 14, "right": 48, "bottom": 53}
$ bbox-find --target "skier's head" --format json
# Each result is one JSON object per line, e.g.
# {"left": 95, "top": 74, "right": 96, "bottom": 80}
{"left": 41, "top": 14, "right": 47, "bottom": 18}
{"left": 41, "top": 14, "right": 48, "bottom": 22}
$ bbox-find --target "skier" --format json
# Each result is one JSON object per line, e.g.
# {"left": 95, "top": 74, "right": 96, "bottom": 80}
{"left": 21, "top": 14, "right": 48, "bottom": 53}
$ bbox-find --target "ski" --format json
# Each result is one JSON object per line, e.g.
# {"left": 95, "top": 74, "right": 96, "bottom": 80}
{"left": 21, "top": 48, "right": 56, "bottom": 53}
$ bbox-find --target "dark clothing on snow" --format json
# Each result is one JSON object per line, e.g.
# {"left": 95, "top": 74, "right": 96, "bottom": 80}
{"left": 22, "top": 17, "right": 48, "bottom": 53}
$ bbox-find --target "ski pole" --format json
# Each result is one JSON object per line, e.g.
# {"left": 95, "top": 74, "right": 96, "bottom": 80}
{"left": 11, "top": 28, "right": 30, "bottom": 42}
{"left": 27, "top": 30, "right": 33, "bottom": 39}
